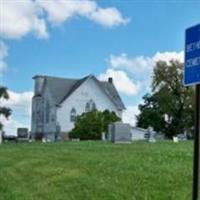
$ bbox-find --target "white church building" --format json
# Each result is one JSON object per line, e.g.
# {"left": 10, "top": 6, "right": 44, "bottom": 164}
{"left": 31, "top": 75, "right": 125, "bottom": 140}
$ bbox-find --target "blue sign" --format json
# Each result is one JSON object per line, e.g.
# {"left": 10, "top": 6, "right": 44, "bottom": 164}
{"left": 184, "top": 24, "right": 200, "bottom": 85}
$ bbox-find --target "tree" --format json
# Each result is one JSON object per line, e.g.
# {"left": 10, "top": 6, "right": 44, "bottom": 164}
{"left": 102, "top": 109, "right": 121, "bottom": 133}
{"left": 69, "top": 110, "right": 120, "bottom": 140}
{"left": 136, "top": 93, "right": 166, "bottom": 133}
{"left": 0, "top": 86, "right": 12, "bottom": 130}
{"left": 136, "top": 60, "right": 195, "bottom": 138}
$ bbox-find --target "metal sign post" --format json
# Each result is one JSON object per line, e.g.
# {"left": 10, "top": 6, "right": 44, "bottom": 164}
{"left": 193, "top": 85, "right": 200, "bottom": 200}
{"left": 184, "top": 24, "right": 200, "bottom": 200}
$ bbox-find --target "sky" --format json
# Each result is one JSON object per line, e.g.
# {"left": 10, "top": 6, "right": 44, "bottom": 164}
{"left": 0, "top": 0, "right": 200, "bottom": 134}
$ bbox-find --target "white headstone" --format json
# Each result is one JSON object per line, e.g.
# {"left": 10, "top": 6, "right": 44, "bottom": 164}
{"left": 149, "top": 137, "right": 156, "bottom": 143}
{"left": 101, "top": 132, "right": 106, "bottom": 141}
{"left": 148, "top": 126, "right": 156, "bottom": 143}
{"left": 42, "top": 137, "right": 47, "bottom": 143}
{"left": 71, "top": 138, "right": 80, "bottom": 142}
{"left": 173, "top": 136, "right": 179, "bottom": 143}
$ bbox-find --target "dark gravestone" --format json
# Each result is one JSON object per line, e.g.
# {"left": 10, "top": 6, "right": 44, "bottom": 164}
{"left": 17, "top": 128, "right": 29, "bottom": 141}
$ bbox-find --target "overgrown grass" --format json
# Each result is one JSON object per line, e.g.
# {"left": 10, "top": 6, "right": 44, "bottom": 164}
{"left": 0, "top": 141, "right": 193, "bottom": 200}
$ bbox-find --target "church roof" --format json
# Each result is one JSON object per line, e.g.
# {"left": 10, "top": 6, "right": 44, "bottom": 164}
{"left": 35, "top": 75, "right": 125, "bottom": 110}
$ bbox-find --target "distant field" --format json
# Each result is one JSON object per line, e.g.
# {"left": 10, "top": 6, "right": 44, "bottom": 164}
{"left": 0, "top": 141, "right": 193, "bottom": 200}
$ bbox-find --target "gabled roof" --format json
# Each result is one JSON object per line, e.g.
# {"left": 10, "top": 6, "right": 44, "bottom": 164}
{"left": 35, "top": 75, "right": 125, "bottom": 110}
{"left": 100, "top": 81, "right": 125, "bottom": 110}
{"left": 43, "top": 76, "right": 78, "bottom": 105}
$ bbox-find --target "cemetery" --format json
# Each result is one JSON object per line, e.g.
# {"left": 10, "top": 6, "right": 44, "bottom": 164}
{"left": 0, "top": 55, "right": 195, "bottom": 200}
{"left": 0, "top": 1, "right": 199, "bottom": 199}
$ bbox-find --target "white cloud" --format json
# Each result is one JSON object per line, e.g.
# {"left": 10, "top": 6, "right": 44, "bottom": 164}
{"left": 0, "top": 41, "right": 8, "bottom": 75}
{"left": 0, "top": 0, "right": 48, "bottom": 39}
{"left": 37, "top": 0, "right": 129, "bottom": 27}
{"left": 3, "top": 91, "right": 33, "bottom": 116}
{"left": 99, "top": 51, "right": 184, "bottom": 97}
{"left": 0, "top": 0, "right": 129, "bottom": 39}
{"left": 90, "top": 7, "right": 130, "bottom": 27}
{"left": 0, "top": 0, "right": 129, "bottom": 85}
{"left": 1, "top": 91, "right": 33, "bottom": 134}
{"left": 0, "top": 117, "right": 24, "bottom": 135}
{"left": 98, "top": 69, "right": 140, "bottom": 96}
{"left": 122, "top": 105, "right": 140, "bottom": 126}
{"left": 107, "top": 51, "right": 184, "bottom": 89}
{"left": 37, "top": 0, "right": 96, "bottom": 24}
{"left": 109, "top": 53, "right": 154, "bottom": 78}
{"left": 153, "top": 51, "right": 184, "bottom": 64}
{"left": 109, "top": 51, "right": 184, "bottom": 77}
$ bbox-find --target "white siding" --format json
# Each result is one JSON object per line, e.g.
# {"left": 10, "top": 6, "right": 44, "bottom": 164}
{"left": 131, "top": 128, "right": 146, "bottom": 141}
{"left": 57, "top": 77, "right": 122, "bottom": 132}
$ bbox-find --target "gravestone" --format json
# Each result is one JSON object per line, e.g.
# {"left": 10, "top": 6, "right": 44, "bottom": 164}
{"left": 101, "top": 132, "right": 106, "bottom": 141}
{"left": 42, "top": 137, "right": 47, "bottom": 143}
{"left": 148, "top": 126, "right": 156, "bottom": 143}
{"left": 173, "top": 136, "right": 179, "bottom": 143}
{"left": 17, "top": 128, "right": 29, "bottom": 141}
{"left": 71, "top": 138, "right": 80, "bottom": 142}
{"left": 108, "top": 122, "right": 132, "bottom": 143}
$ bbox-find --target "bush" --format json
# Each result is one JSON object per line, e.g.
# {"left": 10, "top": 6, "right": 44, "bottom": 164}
{"left": 69, "top": 110, "right": 120, "bottom": 140}
{"left": 102, "top": 110, "right": 121, "bottom": 133}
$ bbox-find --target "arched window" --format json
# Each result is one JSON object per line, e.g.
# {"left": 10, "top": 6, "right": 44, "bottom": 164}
{"left": 70, "top": 108, "right": 76, "bottom": 122}
{"left": 46, "top": 101, "right": 50, "bottom": 123}
{"left": 91, "top": 101, "right": 96, "bottom": 111}
{"left": 85, "top": 100, "right": 96, "bottom": 112}
{"left": 85, "top": 102, "right": 90, "bottom": 112}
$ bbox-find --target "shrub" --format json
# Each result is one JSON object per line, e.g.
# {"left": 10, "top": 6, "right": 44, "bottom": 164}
{"left": 69, "top": 110, "right": 120, "bottom": 140}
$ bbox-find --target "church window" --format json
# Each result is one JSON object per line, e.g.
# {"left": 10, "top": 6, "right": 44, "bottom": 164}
{"left": 91, "top": 101, "right": 96, "bottom": 111}
{"left": 85, "top": 99, "right": 96, "bottom": 112}
{"left": 70, "top": 108, "right": 76, "bottom": 122}
{"left": 85, "top": 102, "right": 90, "bottom": 112}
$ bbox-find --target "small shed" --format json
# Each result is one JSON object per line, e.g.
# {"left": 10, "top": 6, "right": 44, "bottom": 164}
{"left": 130, "top": 127, "right": 147, "bottom": 141}
{"left": 108, "top": 122, "right": 132, "bottom": 143}
{"left": 131, "top": 126, "right": 164, "bottom": 141}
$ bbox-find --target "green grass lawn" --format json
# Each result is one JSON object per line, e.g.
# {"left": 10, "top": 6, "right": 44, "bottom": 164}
{"left": 0, "top": 141, "right": 193, "bottom": 200}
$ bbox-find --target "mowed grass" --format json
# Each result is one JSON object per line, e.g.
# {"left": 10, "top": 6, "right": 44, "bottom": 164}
{"left": 0, "top": 141, "right": 193, "bottom": 200}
